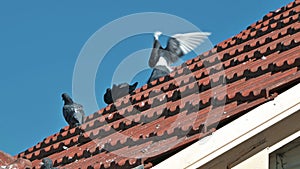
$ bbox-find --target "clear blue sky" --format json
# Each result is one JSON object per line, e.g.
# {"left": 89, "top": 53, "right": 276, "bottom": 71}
{"left": 0, "top": 1, "right": 292, "bottom": 156}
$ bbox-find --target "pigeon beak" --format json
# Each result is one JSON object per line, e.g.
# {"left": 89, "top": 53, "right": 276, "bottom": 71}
{"left": 40, "top": 162, "right": 44, "bottom": 166}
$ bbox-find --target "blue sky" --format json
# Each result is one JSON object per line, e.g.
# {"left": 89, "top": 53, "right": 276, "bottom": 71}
{"left": 0, "top": 1, "right": 292, "bottom": 155}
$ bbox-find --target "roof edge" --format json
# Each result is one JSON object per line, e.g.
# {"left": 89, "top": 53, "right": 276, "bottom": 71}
{"left": 153, "top": 83, "right": 300, "bottom": 169}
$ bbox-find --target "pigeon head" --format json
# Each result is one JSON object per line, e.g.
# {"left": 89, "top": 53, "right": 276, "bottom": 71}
{"left": 62, "top": 93, "right": 74, "bottom": 105}
{"left": 104, "top": 88, "right": 112, "bottom": 104}
{"left": 40, "top": 157, "right": 53, "bottom": 168}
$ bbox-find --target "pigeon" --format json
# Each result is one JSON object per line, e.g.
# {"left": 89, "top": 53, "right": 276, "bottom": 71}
{"left": 147, "top": 65, "right": 170, "bottom": 84}
{"left": 132, "top": 164, "right": 144, "bottom": 169}
{"left": 40, "top": 158, "right": 58, "bottom": 169}
{"left": 62, "top": 93, "right": 85, "bottom": 127}
{"left": 104, "top": 82, "right": 138, "bottom": 104}
{"left": 148, "top": 31, "right": 211, "bottom": 83}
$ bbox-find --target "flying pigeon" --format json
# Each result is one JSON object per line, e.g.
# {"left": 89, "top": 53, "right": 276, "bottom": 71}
{"left": 148, "top": 31, "right": 211, "bottom": 83}
{"left": 40, "top": 158, "right": 58, "bottom": 169}
{"left": 62, "top": 93, "right": 85, "bottom": 127}
{"left": 104, "top": 82, "right": 138, "bottom": 104}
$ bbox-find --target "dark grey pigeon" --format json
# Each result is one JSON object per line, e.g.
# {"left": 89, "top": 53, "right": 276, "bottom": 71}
{"left": 40, "top": 157, "right": 58, "bottom": 169}
{"left": 104, "top": 82, "right": 138, "bottom": 104}
{"left": 148, "top": 31, "right": 210, "bottom": 83}
{"left": 62, "top": 93, "right": 85, "bottom": 127}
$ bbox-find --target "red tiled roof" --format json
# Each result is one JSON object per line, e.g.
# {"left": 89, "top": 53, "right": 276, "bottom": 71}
{"left": 17, "top": 1, "right": 300, "bottom": 168}
{"left": 0, "top": 151, "right": 32, "bottom": 169}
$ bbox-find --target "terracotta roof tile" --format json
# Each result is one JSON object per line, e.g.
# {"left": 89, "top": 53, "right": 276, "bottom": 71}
{"left": 0, "top": 151, "right": 32, "bottom": 169}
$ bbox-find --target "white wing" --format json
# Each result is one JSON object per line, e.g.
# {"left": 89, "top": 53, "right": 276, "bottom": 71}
{"left": 172, "top": 32, "right": 211, "bottom": 54}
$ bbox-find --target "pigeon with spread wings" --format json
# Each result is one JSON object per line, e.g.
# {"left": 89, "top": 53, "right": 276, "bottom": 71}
{"left": 148, "top": 31, "right": 210, "bottom": 83}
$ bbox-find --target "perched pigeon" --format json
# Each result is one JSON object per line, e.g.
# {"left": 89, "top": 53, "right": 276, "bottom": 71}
{"left": 62, "top": 93, "right": 85, "bottom": 127}
{"left": 40, "top": 158, "right": 58, "bottom": 169}
{"left": 148, "top": 31, "right": 210, "bottom": 83}
{"left": 104, "top": 82, "right": 138, "bottom": 104}
{"left": 132, "top": 164, "right": 144, "bottom": 169}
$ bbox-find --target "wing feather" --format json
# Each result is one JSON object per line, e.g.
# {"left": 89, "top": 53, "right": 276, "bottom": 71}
{"left": 172, "top": 32, "right": 211, "bottom": 55}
